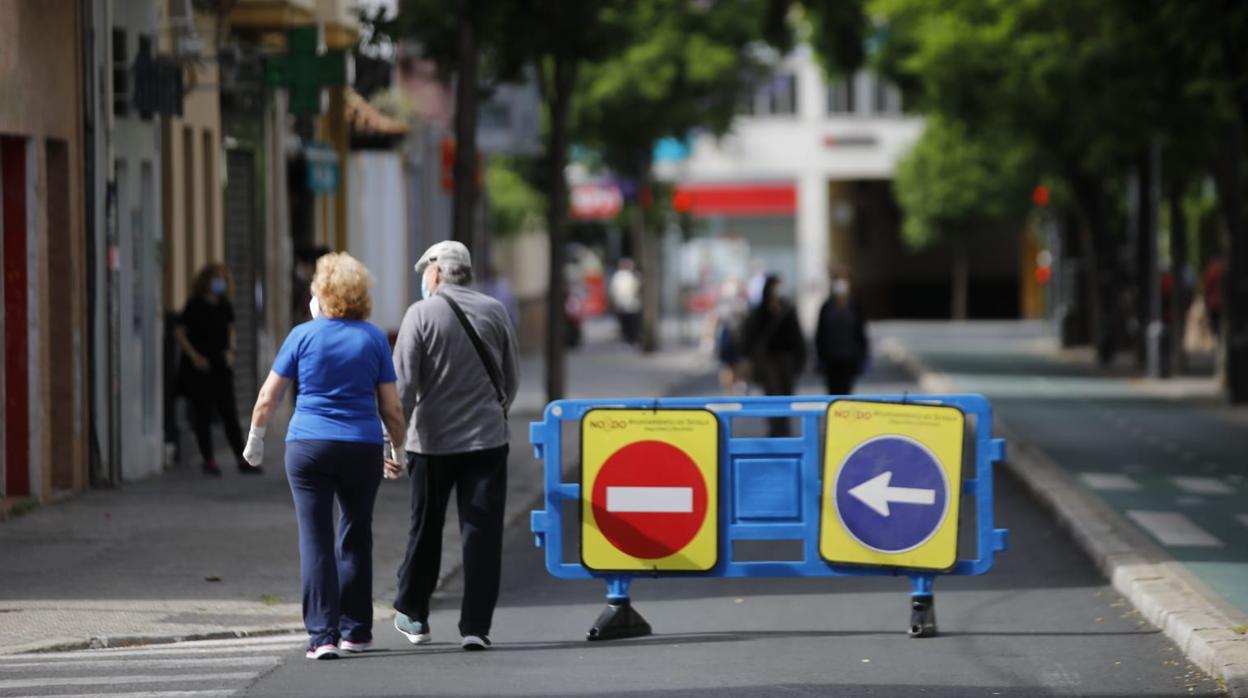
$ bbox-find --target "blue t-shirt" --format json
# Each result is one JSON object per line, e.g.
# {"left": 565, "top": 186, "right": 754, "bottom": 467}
{"left": 273, "top": 319, "right": 398, "bottom": 444}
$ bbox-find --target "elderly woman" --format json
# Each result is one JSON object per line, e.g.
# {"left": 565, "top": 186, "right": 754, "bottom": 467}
{"left": 242, "top": 252, "right": 408, "bottom": 660}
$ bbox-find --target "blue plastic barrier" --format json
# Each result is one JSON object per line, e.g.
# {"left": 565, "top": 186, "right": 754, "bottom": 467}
{"left": 530, "top": 394, "right": 1008, "bottom": 640}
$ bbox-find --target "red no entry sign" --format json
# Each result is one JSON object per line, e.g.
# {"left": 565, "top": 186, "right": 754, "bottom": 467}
{"left": 590, "top": 440, "right": 709, "bottom": 559}
{"left": 581, "top": 409, "right": 719, "bottom": 572}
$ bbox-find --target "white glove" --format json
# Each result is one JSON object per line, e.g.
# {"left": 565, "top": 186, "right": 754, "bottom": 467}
{"left": 389, "top": 443, "right": 405, "bottom": 466}
{"left": 243, "top": 425, "right": 266, "bottom": 466}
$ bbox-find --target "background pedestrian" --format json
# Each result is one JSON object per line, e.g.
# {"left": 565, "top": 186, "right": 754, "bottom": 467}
{"left": 815, "top": 269, "right": 870, "bottom": 395}
{"left": 174, "top": 263, "right": 257, "bottom": 476}
{"left": 743, "top": 274, "right": 806, "bottom": 436}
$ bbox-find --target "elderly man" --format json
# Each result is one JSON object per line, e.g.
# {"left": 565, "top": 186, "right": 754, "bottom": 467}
{"left": 391, "top": 240, "right": 519, "bottom": 651}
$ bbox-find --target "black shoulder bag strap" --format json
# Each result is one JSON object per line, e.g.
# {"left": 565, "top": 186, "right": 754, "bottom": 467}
{"left": 441, "top": 293, "right": 508, "bottom": 412}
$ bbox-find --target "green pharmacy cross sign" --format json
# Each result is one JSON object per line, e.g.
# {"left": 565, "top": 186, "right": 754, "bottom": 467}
{"left": 264, "top": 25, "right": 347, "bottom": 115}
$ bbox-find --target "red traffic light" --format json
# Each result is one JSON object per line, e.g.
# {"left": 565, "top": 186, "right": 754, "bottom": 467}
{"left": 1031, "top": 185, "right": 1050, "bottom": 208}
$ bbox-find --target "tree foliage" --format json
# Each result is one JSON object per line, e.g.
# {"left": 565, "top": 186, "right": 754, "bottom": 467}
{"left": 893, "top": 115, "right": 1034, "bottom": 250}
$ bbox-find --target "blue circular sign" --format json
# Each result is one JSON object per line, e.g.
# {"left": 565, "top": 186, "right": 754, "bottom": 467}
{"left": 833, "top": 435, "right": 949, "bottom": 553}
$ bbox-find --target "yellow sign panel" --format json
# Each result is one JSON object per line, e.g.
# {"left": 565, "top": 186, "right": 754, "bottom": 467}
{"left": 819, "top": 400, "right": 964, "bottom": 570}
{"left": 581, "top": 408, "right": 719, "bottom": 572}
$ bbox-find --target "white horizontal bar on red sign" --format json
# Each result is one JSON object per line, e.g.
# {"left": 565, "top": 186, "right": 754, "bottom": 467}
{"left": 606, "top": 487, "right": 693, "bottom": 513}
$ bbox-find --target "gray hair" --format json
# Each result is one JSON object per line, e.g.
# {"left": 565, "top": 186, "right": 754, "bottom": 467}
{"left": 438, "top": 261, "right": 473, "bottom": 285}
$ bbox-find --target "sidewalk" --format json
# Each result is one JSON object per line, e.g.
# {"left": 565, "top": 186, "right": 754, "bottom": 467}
{"left": 877, "top": 320, "right": 1248, "bottom": 695}
{"left": 0, "top": 336, "right": 711, "bottom": 655}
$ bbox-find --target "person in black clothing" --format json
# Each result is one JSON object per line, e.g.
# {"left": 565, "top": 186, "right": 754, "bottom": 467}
{"left": 815, "top": 269, "right": 870, "bottom": 396}
{"left": 743, "top": 274, "right": 806, "bottom": 437}
{"left": 175, "top": 263, "right": 261, "bottom": 476}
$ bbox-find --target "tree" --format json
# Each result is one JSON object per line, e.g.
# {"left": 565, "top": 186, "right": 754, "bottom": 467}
{"left": 574, "top": 0, "right": 778, "bottom": 352}
{"left": 385, "top": 1, "right": 515, "bottom": 250}
{"left": 870, "top": 0, "right": 1170, "bottom": 362}
{"left": 894, "top": 116, "right": 1036, "bottom": 319}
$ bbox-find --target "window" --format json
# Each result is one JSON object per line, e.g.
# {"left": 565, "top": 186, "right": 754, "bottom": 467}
{"left": 112, "top": 28, "right": 128, "bottom": 117}
{"left": 736, "top": 72, "right": 799, "bottom": 117}
{"left": 766, "top": 73, "right": 798, "bottom": 116}
{"left": 827, "top": 77, "right": 856, "bottom": 115}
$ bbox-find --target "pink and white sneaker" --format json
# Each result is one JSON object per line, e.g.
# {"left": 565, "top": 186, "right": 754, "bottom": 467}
{"left": 306, "top": 643, "right": 340, "bottom": 660}
{"left": 339, "top": 638, "right": 372, "bottom": 653}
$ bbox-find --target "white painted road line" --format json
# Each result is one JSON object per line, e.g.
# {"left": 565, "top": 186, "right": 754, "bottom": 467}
{"left": 1126, "top": 511, "right": 1223, "bottom": 547}
{"left": 0, "top": 655, "right": 281, "bottom": 672}
{"left": 0, "top": 636, "right": 303, "bottom": 664}
{"left": 1078, "top": 473, "right": 1140, "bottom": 492}
{"left": 1171, "top": 476, "right": 1235, "bottom": 495}
{"left": 0, "top": 641, "right": 302, "bottom": 662}
{"left": 1236, "top": 514, "right": 1248, "bottom": 529}
{"left": 606, "top": 486, "right": 693, "bottom": 513}
{"left": 0, "top": 672, "right": 257, "bottom": 691}
{"left": 3, "top": 692, "right": 234, "bottom": 698}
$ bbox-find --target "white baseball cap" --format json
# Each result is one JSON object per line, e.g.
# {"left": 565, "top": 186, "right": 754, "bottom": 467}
{"left": 414, "top": 240, "right": 472, "bottom": 274}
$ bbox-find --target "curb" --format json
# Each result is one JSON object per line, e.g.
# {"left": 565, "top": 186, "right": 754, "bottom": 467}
{"left": 879, "top": 336, "right": 1248, "bottom": 696}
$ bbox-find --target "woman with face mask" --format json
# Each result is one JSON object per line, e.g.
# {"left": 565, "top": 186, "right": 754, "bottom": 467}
{"left": 174, "top": 263, "right": 260, "bottom": 476}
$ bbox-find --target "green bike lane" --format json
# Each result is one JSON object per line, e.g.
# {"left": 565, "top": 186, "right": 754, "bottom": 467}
{"left": 879, "top": 321, "right": 1248, "bottom": 617}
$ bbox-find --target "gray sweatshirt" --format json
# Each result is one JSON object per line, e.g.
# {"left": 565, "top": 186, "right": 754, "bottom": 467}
{"left": 393, "top": 283, "right": 520, "bottom": 454}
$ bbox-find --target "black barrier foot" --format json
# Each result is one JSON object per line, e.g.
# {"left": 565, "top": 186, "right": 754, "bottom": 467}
{"left": 587, "top": 599, "right": 652, "bottom": 641}
{"left": 909, "top": 595, "right": 937, "bottom": 638}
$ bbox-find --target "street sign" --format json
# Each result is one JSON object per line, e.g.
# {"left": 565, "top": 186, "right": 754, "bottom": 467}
{"left": 532, "top": 394, "right": 1006, "bottom": 641}
{"left": 581, "top": 408, "right": 718, "bottom": 572}
{"left": 820, "top": 400, "right": 965, "bottom": 570}
{"left": 263, "top": 26, "right": 346, "bottom": 115}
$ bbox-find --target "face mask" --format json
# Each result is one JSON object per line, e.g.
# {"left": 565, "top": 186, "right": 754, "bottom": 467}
{"left": 210, "top": 278, "right": 227, "bottom": 296}
{"left": 309, "top": 295, "right": 324, "bottom": 320}
{"left": 420, "top": 275, "right": 431, "bottom": 300}
{"left": 832, "top": 279, "right": 850, "bottom": 297}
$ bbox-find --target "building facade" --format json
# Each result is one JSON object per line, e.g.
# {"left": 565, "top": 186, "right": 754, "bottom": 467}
{"left": 660, "top": 45, "right": 1022, "bottom": 328}
{"left": 0, "top": 0, "right": 90, "bottom": 506}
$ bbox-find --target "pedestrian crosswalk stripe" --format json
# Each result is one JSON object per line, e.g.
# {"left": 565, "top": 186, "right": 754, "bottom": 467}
{"left": 2, "top": 692, "right": 234, "bottom": 698}
{"left": 1171, "top": 476, "right": 1234, "bottom": 495}
{"left": 0, "top": 635, "right": 303, "bottom": 662}
{"left": 1236, "top": 514, "right": 1248, "bottom": 529}
{"left": 0, "top": 672, "right": 257, "bottom": 691}
{"left": 1127, "top": 511, "right": 1223, "bottom": 547}
{"left": 0, "top": 655, "right": 281, "bottom": 672}
{"left": 1079, "top": 472, "right": 1139, "bottom": 492}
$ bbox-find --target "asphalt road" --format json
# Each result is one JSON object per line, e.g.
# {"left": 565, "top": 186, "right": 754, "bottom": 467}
{"left": 880, "top": 321, "right": 1248, "bottom": 616}
{"left": 234, "top": 357, "right": 1221, "bottom": 698}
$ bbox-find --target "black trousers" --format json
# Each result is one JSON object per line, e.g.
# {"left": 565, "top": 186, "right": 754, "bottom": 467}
{"left": 187, "top": 368, "right": 245, "bottom": 464}
{"left": 822, "top": 359, "right": 860, "bottom": 397}
{"left": 394, "top": 444, "right": 508, "bottom": 637}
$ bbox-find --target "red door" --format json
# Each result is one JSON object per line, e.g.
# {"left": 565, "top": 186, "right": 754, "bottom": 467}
{"left": 2, "top": 136, "right": 29, "bottom": 498}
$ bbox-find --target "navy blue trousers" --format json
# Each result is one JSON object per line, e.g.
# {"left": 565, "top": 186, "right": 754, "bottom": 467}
{"left": 285, "top": 439, "right": 383, "bottom": 647}
{"left": 394, "top": 445, "right": 508, "bottom": 637}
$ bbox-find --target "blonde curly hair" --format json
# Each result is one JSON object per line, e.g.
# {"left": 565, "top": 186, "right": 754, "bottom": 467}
{"left": 311, "top": 252, "right": 373, "bottom": 320}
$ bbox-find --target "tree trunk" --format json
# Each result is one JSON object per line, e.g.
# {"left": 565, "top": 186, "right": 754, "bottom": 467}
{"left": 951, "top": 234, "right": 969, "bottom": 321}
{"left": 1168, "top": 178, "right": 1189, "bottom": 374}
{"left": 1071, "top": 174, "right": 1118, "bottom": 366}
{"left": 451, "top": 0, "right": 478, "bottom": 248}
{"left": 543, "top": 56, "right": 577, "bottom": 402}
{"left": 1214, "top": 121, "right": 1248, "bottom": 402}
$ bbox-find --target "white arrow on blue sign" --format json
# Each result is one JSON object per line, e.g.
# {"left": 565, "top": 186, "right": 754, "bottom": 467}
{"left": 834, "top": 436, "right": 950, "bottom": 553}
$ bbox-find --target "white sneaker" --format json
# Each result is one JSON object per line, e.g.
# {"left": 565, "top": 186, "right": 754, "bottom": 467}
{"left": 461, "top": 635, "right": 491, "bottom": 651}
{"left": 306, "top": 643, "right": 340, "bottom": 660}
{"left": 339, "top": 639, "right": 372, "bottom": 653}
